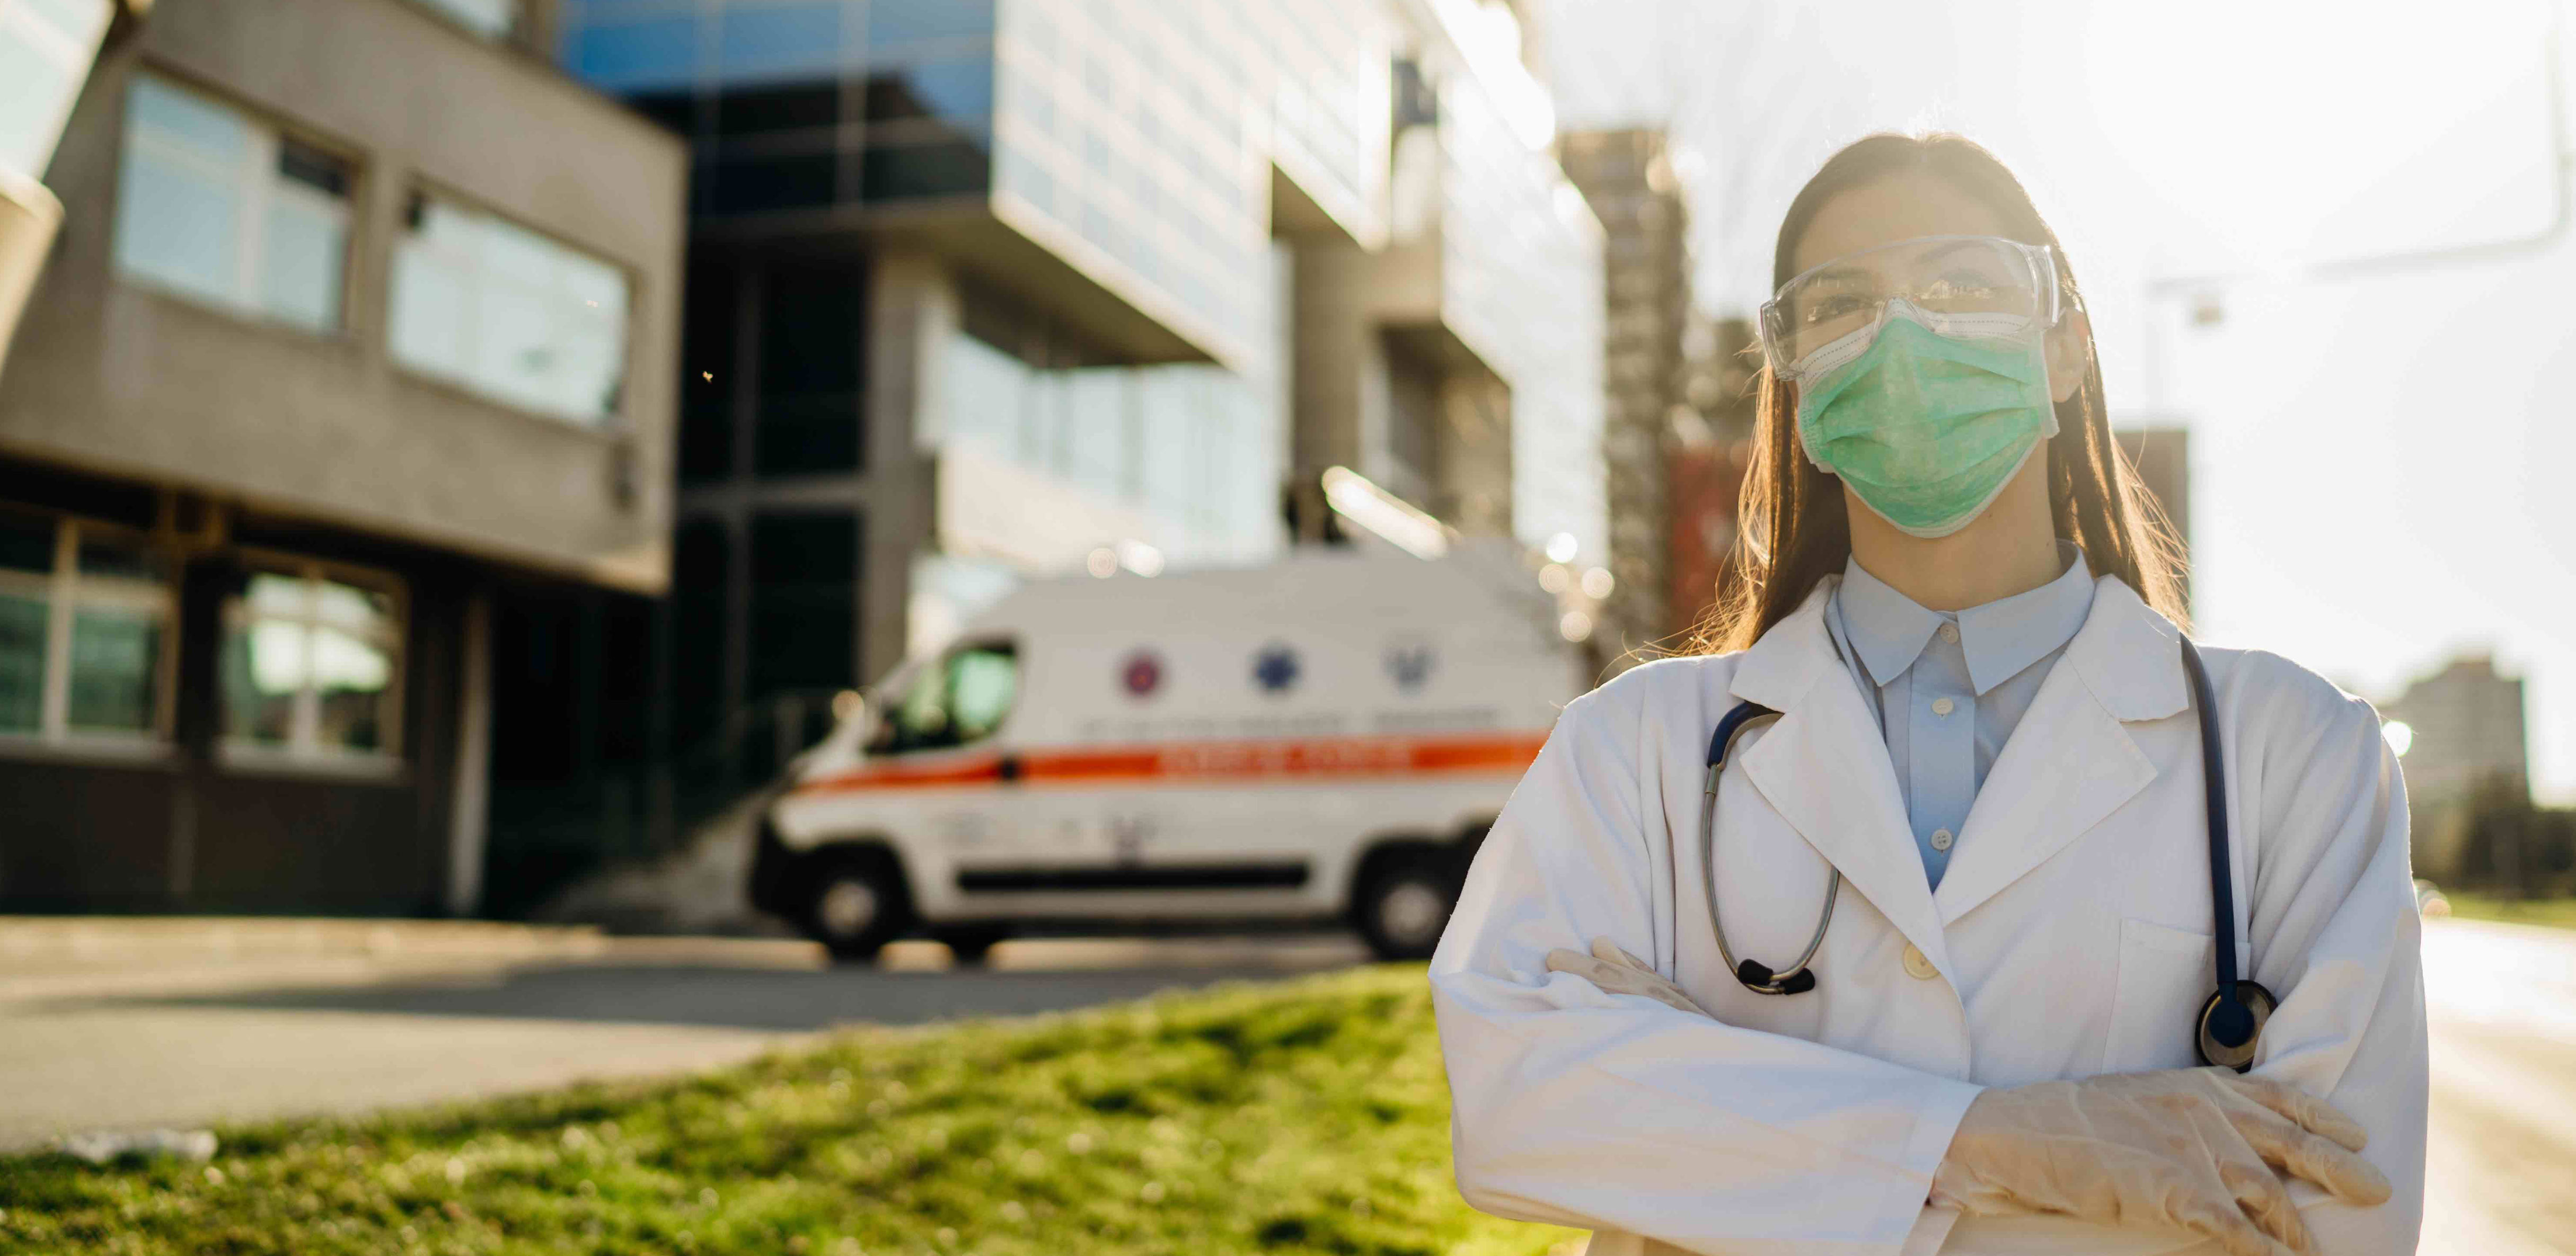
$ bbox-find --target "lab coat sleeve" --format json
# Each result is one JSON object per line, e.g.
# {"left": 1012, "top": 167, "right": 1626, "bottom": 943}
{"left": 2237, "top": 658, "right": 2428, "bottom": 1255}
{"left": 1429, "top": 678, "right": 1984, "bottom": 1256}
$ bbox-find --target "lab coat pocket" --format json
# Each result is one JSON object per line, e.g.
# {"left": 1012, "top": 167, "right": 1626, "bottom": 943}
{"left": 2101, "top": 918, "right": 2215, "bottom": 1074}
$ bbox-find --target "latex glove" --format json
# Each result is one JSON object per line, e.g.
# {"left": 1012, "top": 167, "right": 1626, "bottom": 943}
{"left": 1543, "top": 937, "right": 1716, "bottom": 1018}
{"left": 1931, "top": 1067, "right": 2393, "bottom": 1256}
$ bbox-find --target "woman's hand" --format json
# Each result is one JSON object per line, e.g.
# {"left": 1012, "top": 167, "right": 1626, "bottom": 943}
{"left": 1543, "top": 937, "right": 1716, "bottom": 1017}
{"left": 1545, "top": 937, "right": 2389, "bottom": 1255}
{"left": 1932, "top": 1068, "right": 2393, "bottom": 1256}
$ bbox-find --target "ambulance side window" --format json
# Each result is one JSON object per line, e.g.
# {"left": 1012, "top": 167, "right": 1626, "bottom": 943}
{"left": 871, "top": 642, "right": 1017, "bottom": 754}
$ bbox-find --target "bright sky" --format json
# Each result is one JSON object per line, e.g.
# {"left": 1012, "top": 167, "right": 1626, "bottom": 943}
{"left": 1542, "top": 0, "right": 2576, "bottom": 802}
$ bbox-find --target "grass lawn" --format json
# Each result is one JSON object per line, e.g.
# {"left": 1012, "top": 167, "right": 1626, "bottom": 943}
{"left": 2438, "top": 889, "right": 2576, "bottom": 930}
{"left": 0, "top": 965, "right": 1583, "bottom": 1256}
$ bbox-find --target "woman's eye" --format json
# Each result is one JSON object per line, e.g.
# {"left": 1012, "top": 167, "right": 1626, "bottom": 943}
{"left": 1924, "top": 269, "right": 2007, "bottom": 300}
{"left": 1806, "top": 294, "right": 1869, "bottom": 323}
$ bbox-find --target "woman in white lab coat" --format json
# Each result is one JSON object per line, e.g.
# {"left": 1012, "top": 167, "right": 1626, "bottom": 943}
{"left": 1430, "top": 133, "right": 2427, "bottom": 1256}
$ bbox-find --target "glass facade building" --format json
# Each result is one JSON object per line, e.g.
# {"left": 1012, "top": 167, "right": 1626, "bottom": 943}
{"left": 542, "top": 0, "right": 1605, "bottom": 851}
{"left": 560, "top": 0, "right": 1001, "bottom": 221}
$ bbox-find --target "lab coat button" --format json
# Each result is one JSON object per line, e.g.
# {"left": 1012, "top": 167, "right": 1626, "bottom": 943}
{"left": 1930, "top": 828, "right": 1954, "bottom": 851}
{"left": 1902, "top": 944, "right": 1937, "bottom": 980}
{"left": 1931, "top": 697, "right": 1956, "bottom": 717}
{"left": 1938, "top": 623, "right": 1960, "bottom": 643}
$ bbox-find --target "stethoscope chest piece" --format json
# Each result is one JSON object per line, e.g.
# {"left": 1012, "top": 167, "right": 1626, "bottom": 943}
{"left": 2195, "top": 980, "right": 2278, "bottom": 1072}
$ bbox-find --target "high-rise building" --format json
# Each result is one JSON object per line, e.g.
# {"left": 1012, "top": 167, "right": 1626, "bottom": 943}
{"left": 522, "top": 0, "right": 1605, "bottom": 906}
{"left": 0, "top": 0, "right": 687, "bottom": 913}
{"left": 1560, "top": 127, "right": 1688, "bottom": 663}
{"left": 1668, "top": 313, "right": 1755, "bottom": 641}
{"left": 2385, "top": 654, "right": 2530, "bottom": 799}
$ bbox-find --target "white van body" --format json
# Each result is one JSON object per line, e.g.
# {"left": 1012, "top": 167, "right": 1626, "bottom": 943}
{"left": 753, "top": 541, "right": 1588, "bottom": 959}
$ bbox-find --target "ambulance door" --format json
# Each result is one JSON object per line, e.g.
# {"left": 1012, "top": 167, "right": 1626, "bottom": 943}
{"left": 864, "top": 640, "right": 1026, "bottom": 913}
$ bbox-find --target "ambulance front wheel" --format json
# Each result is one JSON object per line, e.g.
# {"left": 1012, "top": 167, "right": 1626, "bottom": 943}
{"left": 800, "top": 851, "right": 911, "bottom": 962}
{"left": 1354, "top": 855, "right": 1461, "bottom": 961}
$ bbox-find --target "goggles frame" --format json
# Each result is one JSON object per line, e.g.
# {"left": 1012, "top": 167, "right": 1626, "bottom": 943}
{"left": 1758, "top": 234, "right": 2061, "bottom": 382}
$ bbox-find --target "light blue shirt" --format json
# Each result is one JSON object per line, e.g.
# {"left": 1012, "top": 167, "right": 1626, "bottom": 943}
{"left": 1823, "top": 541, "right": 2096, "bottom": 889}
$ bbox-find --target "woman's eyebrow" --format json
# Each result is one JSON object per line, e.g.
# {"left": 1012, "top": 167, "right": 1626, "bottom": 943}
{"left": 1912, "top": 238, "right": 1989, "bottom": 266}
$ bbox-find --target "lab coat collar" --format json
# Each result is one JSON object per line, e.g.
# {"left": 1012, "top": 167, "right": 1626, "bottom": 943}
{"left": 1728, "top": 580, "right": 1957, "bottom": 982}
{"left": 1934, "top": 573, "right": 2186, "bottom": 925}
{"left": 1724, "top": 571, "right": 2194, "bottom": 967}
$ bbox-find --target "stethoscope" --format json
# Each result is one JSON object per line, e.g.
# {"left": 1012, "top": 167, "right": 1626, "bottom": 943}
{"left": 1699, "top": 632, "right": 2276, "bottom": 1072}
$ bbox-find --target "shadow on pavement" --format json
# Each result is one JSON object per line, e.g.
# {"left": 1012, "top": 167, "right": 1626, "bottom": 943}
{"left": 89, "top": 937, "right": 1383, "bottom": 1032}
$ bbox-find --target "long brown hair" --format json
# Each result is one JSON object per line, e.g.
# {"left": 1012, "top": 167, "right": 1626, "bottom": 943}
{"left": 1690, "top": 132, "right": 2189, "bottom": 654}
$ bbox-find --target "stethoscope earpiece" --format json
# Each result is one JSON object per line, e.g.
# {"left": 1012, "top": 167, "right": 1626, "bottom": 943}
{"left": 2195, "top": 980, "right": 2277, "bottom": 1073}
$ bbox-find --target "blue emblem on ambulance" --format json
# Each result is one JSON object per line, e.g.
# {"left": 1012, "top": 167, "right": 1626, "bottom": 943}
{"left": 1253, "top": 643, "right": 1300, "bottom": 695}
{"left": 1386, "top": 638, "right": 1435, "bottom": 692}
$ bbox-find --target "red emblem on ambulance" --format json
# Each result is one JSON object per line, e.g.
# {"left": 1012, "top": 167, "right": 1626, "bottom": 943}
{"left": 1121, "top": 649, "right": 1163, "bottom": 698}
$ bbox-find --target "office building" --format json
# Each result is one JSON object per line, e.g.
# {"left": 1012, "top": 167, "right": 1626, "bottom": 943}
{"left": 524, "top": 0, "right": 1605, "bottom": 906}
{"left": 0, "top": 0, "right": 686, "bottom": 913}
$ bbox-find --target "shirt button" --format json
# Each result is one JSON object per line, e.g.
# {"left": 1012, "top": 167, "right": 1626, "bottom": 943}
{"left": 1930, "top": 828, "right": 1954, "bottom": 851}
{"left": 1931, "top": 697, "right": 1956, "bottom": 717}
{"left": 1902, "top": 944, "right": 1938, "bottom": 980}
{"left": 1938, "top": 623, "right": 1960, "bottom": 643}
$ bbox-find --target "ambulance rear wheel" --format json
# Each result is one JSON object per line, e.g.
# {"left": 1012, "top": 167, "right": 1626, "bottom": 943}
{"left": 801, "top": 853, "right": 908, "bottom": 962}
{"left": 1355, "top": 856, "right": 1459, "bottom": 961}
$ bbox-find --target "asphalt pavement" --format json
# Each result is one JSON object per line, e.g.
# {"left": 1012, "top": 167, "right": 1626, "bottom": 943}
{"left": 0, "top": 924, "right": 1371, "bottom": 1153}
{"left": 0, "top": 916, "right": 2569, "bottom": 1252}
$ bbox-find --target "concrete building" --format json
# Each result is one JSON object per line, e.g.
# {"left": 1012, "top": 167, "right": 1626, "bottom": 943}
{"left": 1560, "top": 127, "right": 1688, "bottom": 662}
{"left": 0, "top": 0, "right": 687, "bottom": 913}
{"left": 1668, "top": 312, "right": 1755, "bottom": 641}
{"left": 518, "top": 0, "right": 1604, "bottom": 909}
{"left": 2384, "top": 652, "right": 2530, "bottom": 875}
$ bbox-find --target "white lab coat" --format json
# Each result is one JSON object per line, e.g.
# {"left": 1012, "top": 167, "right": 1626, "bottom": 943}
{"left": 1430, "top": 573, "right": 2427, "bottom": 1256}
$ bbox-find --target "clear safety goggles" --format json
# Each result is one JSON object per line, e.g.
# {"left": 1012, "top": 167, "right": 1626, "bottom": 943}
{"left": 1758, "top": 235, "right": 2061, "bottom": 383}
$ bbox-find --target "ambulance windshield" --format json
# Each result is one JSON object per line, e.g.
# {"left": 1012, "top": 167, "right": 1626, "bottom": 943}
{"left": 868, "top": 642, "right": 1018, "bottom": 754}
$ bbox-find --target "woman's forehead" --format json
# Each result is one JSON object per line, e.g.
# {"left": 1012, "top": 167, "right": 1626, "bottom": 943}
{"left": 1787, "top": 175, "right": 2017, "bottom": 279}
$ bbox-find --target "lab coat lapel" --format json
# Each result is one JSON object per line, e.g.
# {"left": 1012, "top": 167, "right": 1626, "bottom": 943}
{"left": 1728, "top": 581, "right": 1953, "bottom": 976}
{"left": 1930, "top": 576, "right": 2189, "bottom": 925}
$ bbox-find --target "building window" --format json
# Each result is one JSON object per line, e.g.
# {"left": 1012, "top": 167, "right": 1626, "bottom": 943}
{"left": 389, "top": 191, "right": 631, "bottom": 427}
{"left": 219, "top": 561, "right": 404, "bottom": 762}
{"left": 112, "top": 72, "right": 353, "bottom": 333}
{"left": 0, "top": 511, "right": 175, "bottom": 746}
{"left": 411, "top": 0, "right": 515, "bottom": 39}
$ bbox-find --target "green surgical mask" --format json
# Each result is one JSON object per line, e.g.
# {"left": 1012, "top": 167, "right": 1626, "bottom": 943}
{"left": 1795, "top": 308, "right": 2060, "bottom": 538}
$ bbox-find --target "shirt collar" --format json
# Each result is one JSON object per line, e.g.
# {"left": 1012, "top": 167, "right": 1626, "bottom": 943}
{"left": 1837, "top": 541, "right": 2097, "bottom": 695}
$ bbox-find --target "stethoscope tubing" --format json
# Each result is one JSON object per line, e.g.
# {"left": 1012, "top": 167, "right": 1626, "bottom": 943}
{"left": 1695, "top": 630, "right": 2265, "bottom": 1065}
{"left": 1700, "top": 701, "right": 1834, "bottom": 995}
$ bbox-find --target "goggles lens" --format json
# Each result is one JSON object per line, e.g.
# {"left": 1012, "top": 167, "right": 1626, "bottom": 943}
{"left": 1759, "top": 235, "right": 2059, "bottom": 381}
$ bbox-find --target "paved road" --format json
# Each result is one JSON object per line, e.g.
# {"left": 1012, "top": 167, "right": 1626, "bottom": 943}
{"left": 2415, "top": 918, "right": 2576, "bottom": 1256}
{"left": 2, "top": 918, "right": 2570, "bottom": 1253}
{"left": 0, "top": 931, "right": 1371, "bottom": 1152}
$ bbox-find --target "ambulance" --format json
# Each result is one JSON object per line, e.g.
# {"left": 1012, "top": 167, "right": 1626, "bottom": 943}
{"left": 749, "top": 539, "right": 1590, "bottom": 962}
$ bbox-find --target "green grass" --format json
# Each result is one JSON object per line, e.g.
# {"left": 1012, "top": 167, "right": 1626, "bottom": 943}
{"left": 2438, "top": 889, "right": 2576, "bottom": 930}
{"left": 0, "top": 965, "right": 1582, "bottom": 1256}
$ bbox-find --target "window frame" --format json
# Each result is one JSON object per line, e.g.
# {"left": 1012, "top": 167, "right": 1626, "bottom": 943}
{"left": 0, "top": 508, "right": 180, "bottom": 756}
{"left": 866, "top": 638, "right": 1018, "bottom": 756}
{"left": 110, "top": 67, "right": 359, "bottom": 337}
{"left": 386, "top": 181, "right": 642, "bottom": 432}
{"left": 405, "top": 0, "right": 518, "bottom": 41}
{"left": 216, "top": 550, "right": 409, "bottom": 772}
